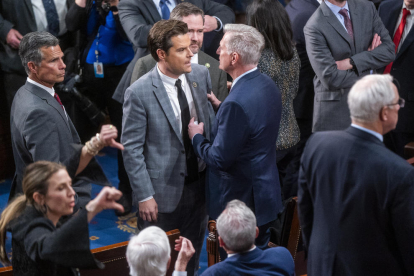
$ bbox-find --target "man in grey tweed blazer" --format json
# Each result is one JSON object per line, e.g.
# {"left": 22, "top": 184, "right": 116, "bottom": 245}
{"left": 305, "top": 0, "right": 395, "bottom": 132}
{"left": 122, "top": 20, "right": 214, "bottom": 276}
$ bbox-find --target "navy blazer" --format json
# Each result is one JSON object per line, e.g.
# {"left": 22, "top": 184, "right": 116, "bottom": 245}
{"left": 299, "top": 127, "right": 414, "bottom": 276}
{"left": 201, "top": 247, "right": 294, "bottom": 276}
{"left": 192, "top": 69, "right": 282, "bottom": 226}
{"left": 378, "top": 0, "right": 414, "bottom": 133}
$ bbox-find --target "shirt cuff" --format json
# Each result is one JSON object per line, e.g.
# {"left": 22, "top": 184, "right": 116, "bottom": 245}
{"left": 214, "top": 16, "right": 223, "bottom": 32}
{"left": 173, "top": 271, "right": 187, "bottom": 276}
{"left": 192, "top": 133, "right": 203, "bottom": 144}
{"left": 139, "top": 196, "right": 153, "bottom": 203}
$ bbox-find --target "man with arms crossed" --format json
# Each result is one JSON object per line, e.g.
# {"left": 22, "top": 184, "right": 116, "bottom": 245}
{"left": 299, "top": 75, "right": 414, "bottom": 275}
{"left": 305, "top": 0, "right": 394, "bottom": 132}
{"left": 188, "top": 24, "right": 282, "bottom": 250}
{"left": 131, "top": 2, "right": 228, "bottom": 102}
{"left": 122, "top": 20, "right": 214, "bottom": 276}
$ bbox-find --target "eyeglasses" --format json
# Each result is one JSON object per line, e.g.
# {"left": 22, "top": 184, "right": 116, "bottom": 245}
{"left": 386, "top": 98, "right": 405, "bottom": 108}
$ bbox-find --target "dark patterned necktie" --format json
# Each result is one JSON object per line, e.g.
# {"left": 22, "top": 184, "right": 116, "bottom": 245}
{"left": 42, "top": 0, "right": 60, "bottom": 37}
{"left": 159, "top": 0, "right": 170, "bottom": 20}
{"left": 338, "top": 8, "right": 354, "bottom": 40}
{"left": 175, "top": 79, "right": 199, "bottom": 183}
{"left": 54, "top": 93, "right": 64, "bottom": 110}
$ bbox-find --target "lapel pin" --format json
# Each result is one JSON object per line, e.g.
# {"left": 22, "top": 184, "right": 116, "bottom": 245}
{"left": 193, "top": 82, "right": 197, "bottom": 88}
{"left": 205, "top": 63, "right": 210, "bottom": 68}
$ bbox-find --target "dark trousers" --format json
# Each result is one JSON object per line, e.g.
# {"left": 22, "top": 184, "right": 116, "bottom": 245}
{"left": 137, "top": 175, "right": 208, "bottom": 276}
{"left": 383, "top": 131, "right": 414, "bottom": 158}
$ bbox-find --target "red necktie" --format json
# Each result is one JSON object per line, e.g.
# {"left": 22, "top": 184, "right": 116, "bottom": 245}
{"left": 384, "top": 8, "right": 411, "bottom": 74}
{"left": 54, "top": 93, "right": 64, "bottom": 110}
{"left": 338, "top": 9, "right": 354, "bottom": 41}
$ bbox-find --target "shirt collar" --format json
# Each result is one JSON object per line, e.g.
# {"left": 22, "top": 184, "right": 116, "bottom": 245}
{"left": 27, "top": 77, "right": 55, "bottom": 97}
{"left": 227, "top": 246, "right": 256, "bottom": 258}
{"left": 231, "top": 67, "right": 257, "bottom": 91}
{"left": 191, "top": 53, "right": 198, "bottom": 64}
{"left": 351, "top": 124, "right": 383, "bottom": 142}
{"left": 157, "top": 65, "right": 186, "bottom": 86}
{"left": 325, "top": 0, "right": 349, "bottom": 14}
{"left": 402, "top": 2, "right": 414, "bottom": 14}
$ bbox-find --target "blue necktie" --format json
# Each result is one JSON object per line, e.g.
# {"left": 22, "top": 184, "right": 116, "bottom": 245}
{"left": 42, "top": 0, "right": 60, "bottom": 36}
{"left": 159, "top": 0, "right": 170, "bottom": 20}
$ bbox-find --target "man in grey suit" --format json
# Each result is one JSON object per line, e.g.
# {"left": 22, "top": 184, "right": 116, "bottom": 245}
{"left": 122, "top": 20, "right": 214, "bottom": 276}
{"left": 305, "top": 0, "right": 395, "bottom": 132}
{"left": 131, "top": 3, "right": 228, "bottom": 102}
{"left": 10, "top": 31, "right": 123, "bottom": 208}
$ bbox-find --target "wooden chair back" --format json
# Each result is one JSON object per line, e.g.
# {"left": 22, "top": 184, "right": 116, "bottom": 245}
{"left": 0, "top": 229, "right": 180, "bottom": 276}
{"left": 206, "top": 220, "right": 220, "bottom": 267}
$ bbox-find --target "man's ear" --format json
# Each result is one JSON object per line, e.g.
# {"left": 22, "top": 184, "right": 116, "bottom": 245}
{"left": 218, "top": 236, "right": 225, "bottom": 248}
{"left": 27, "top": 61, "right": 38, "bottom": 74}
{"left": 231, "top": 52, "right": 239, "bottom": 65}
{"left": 157, "top": 49, "right": 167, "bottom": 61}
{"left": 255, "top": 227, "right": 259, "bottom": 239}
{"left": 380, "top": 106, "right": 389, "bottom": 122}
{"left": 33, "top": 192, "right": 45, "bottom": 206}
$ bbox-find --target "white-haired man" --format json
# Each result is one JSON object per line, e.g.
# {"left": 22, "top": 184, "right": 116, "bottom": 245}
{"left": 201, "top": 200, "right": 294, "bottom": 275}
{"left": 188, "top": 24, "right": 283, "bottom": 250}
{"left": 298, "top": 74, "right": 414, "bottom": 275}
{"left": 126, "top": 226, "right": 195, "bottom": 276}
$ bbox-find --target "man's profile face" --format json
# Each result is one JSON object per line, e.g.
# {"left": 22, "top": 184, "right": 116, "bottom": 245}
{"left": 217, "top": 34, "right": 231, "bottom": 72}
{"left": 163, "top": 34, "right": 194, "bottom": 78}
{"left": 182, "top": 14, "right": 204, "bottom": 55}
{"left": 32, "top": 45, "right": 66, "bottom": 88}
{"left": 404, "top": 0, "right": 414, "bottom": 9}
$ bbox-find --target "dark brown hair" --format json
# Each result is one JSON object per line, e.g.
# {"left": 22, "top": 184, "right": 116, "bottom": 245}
{"left": 170, "top": 2, "right": 204, "bottom": 24}
{"left": 148, "top": 19, "right": 189, "bottom": 62}
{"left": 246, "top": 0, "right": 294, "bottom": 60}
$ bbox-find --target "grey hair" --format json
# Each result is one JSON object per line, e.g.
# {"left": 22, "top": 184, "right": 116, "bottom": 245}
{"left": 170, "top": 2, "right": 205, "bottom": 24}
{"left": 126, "top": 226, "right": 171, "bottom": 276}
{"left": 217, "top": 199, "right": 257, "bottom": 253}
{"left": 19, "top": 31, "right": 59, "bottom": 75}
{"left": 223, "top": 24, "right": 265, "bottom": 65}
{"left": 348, "top": 74, "right": 395, "bottom": 123}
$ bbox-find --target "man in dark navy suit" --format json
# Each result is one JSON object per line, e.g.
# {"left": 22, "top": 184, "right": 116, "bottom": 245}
{"left": 299, "top": 74, "right": 414, "bottom": 276}
{"left": 201, "top": 200, "right": 294, "bottom": 276}
{"left": 188, "top": 24, "right": 282, "bottom": 249}
{"left": 378, "top": 0, "right": 414, "bottom": 157}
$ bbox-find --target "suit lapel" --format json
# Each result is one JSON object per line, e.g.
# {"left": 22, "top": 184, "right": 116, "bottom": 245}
{"left": 151, "top": 68, "right": 184, "bottom": 145}
{"left": 321, "top": 1, "right": 355, "bottom": 52}
{"left": 198, "top": 51, "right": 207, "bottom": 66}
{"left": 143, "top": 0, "right": 162, "bottom": 23}
{"left": 347, "top": 0, "right": 360, "bottom": 54}
{"left": 185, "top": 71, "right": 210, "bottom": 140}
{"left": 26, "top": 82, "right": 72, "bottom": 133}
{"left": 24, "top": 0, "right": 36, "bottom": 26}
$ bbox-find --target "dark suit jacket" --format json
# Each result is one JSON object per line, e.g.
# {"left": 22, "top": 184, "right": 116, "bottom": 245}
{"left": 130, "top": 52, "right": 228, "bottom": 101}
{"left": 285, "top": 0, "right": 319, "bottom": 120}
{"left": 0, "top": 0, "right": 74, "bottom": 75}
{"left": 298, "top": 127, "right": 414, "bottom": 276}
{"left": 10, "top": 206, "right": 102, "bottom": 276}
{"left": 10, "top": 82, "right": 108, "bottom": 200}
{"left": 192, "top": 69, "right": 283, "bottom": 226}
{"left": 305, "top": 0, "right": 395, "bottom": 131}
{"left": 112, "top": 0, "right": 235, "bottom": 104}
{"left": 201, "top": 247, "right": 294, "bottom": 276}
{"left": 378, "top": 0, "right": 414, "bottom": 133}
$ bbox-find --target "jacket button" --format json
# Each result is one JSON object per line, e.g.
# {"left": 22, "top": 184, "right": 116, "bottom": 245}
{"left": 180, "top": 172, "right": 185, "bottom": 177}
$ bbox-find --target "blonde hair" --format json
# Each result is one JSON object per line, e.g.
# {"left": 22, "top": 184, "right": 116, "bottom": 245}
{"left": 0, "top": 161, "right": 65, "bottom": 265}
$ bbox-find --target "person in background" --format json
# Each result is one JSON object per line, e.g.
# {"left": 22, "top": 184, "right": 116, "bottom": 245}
{"left": 66, "top": 0, "right": 134, "bottom": 215}
{"left": 0, "top": 161, "right": 124, "bottom": 276}
{"left": 127, "top": 226, "right": 195, "bottom": 276}
{"left": 246, "top": 0, "right": 300, "bottom": 198}
{"left": 201, "top": 200, "right": 294, "bottom": 276}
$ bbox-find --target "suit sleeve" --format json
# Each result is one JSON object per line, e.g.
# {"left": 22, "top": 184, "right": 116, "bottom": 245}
{"left": 121, "top": 87, "right": 155, "bottom": 201}
{"left": 350, "top": 2, "right": 395, "bottom": 73}
{"left": 304, "top": 23, "right": 360, "bottom": 90}
{"left": 297, "top": 139, "right": 314, "bottom": 252}
{"left": 65, "top": 1, "right": 88, "bottom": 32}
{"left": 118, "top": 0, "right": 154, "bottom": 49}
{"left": 390, "top": 170, "right": 414, "bottom": 274}
{"left": 24, "top": 210, "right": 101, "bottom": 269}
{"left": 0, "top": 11, "right": 14, "bottom": 42}
{"left": 193, "top": 100, "right": 249, "bottom": 171}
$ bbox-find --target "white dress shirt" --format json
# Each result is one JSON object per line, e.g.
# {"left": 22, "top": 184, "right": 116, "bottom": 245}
{"left": 31, "top": 0, "right": 68, "bottom": 36}
{"left": 191, "top": 53, "right": 198, "bottom": 64}
{"left": 351, "top": 124, "right": 383, "bottom": 142}
{"left": 393, "top": 3, "right": 414, "bottom": 53}
{"left": 227, "top": 246, "right": 257, "bottom": 258}
{"left": 230, "top": 67, "right": 257, "bottom": 91}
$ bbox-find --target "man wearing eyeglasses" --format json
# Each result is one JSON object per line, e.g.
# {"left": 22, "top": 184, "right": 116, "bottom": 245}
{"left": 298, "top": 74, "right": 414, "bottom": 276}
